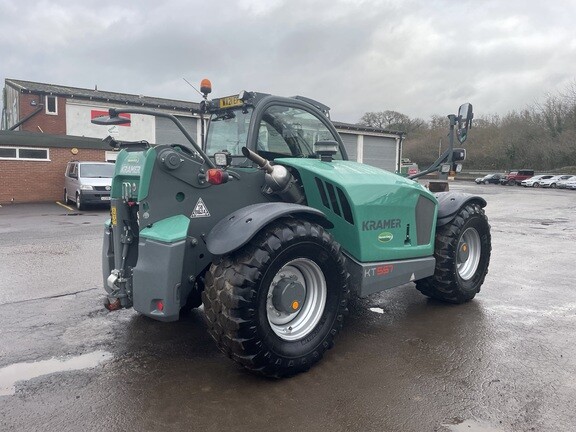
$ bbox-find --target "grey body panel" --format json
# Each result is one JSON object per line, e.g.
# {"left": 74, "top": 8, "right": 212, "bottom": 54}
{"left": 435, "top": 192, "right": 487, "bottom": 227}
{"left": 132, "top": 237, "right": 187, "bottom": 322}
{"left": 345, "top": 253, "right": 436, "bottom": 297}
{"left": 206, "top": 202, "right": 333, "bottom": 256}
{"left": 415, "top": 195, "right": 436, "bottom": 245}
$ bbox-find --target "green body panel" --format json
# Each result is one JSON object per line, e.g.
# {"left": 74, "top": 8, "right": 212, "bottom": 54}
{"left": 111, "top": 147, "right": 156, "bottom": 201}
{"left": 278, "top": 158, "right": 438, "bottom": 262}
{"left": 140, "top": 214, "right": 190, "bottom": 243}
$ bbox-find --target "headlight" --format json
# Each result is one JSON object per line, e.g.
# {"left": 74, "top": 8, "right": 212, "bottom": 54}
{"left": 80, "top": 185, "right": 94, "bottom": 190}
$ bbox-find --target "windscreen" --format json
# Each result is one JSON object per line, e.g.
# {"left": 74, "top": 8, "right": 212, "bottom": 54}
{"left": 79, "top": 164, "right": 115, "bottom": 178}
{"left": 205, "top": 108, "right": 252, "bottom": 156}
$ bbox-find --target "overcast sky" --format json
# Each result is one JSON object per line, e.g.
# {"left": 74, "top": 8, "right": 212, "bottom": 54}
{"left": 1, "top": 0, "right": 575, "bottom": 124}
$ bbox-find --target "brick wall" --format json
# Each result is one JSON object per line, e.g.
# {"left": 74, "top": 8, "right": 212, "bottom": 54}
{"left": 19, "top": 93, "right": 66, "bottom": 135}
{"left": 0, "top": 147, "right": 107, "bottom": 204}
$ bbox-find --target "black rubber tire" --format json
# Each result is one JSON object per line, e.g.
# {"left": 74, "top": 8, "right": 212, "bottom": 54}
{"left": 416, "top": 203, "right": 491, "bottom": 304}
{"left": 63, "top": 189, "right": 71, "bottom": 204}
{"left": 533, "top": 183, "right": 540, "bottom": 188}
{"left": 483, "top": 180, "right": 489, "bottom": 185}
{"left": 202, "top": 218, "right": 349, "bottom": 378}
{"left": 76, "top": 193, "right": 84, "bottom": 211}
{"left": 508, "top": 180, "right": 515, "bottom": 186}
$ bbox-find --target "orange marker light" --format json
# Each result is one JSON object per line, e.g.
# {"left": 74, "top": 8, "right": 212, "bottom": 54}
{"left": 292, "top": 301, "right": 300, "bottom": 310}
{"left": 200, "top": 79, "right": 212, "bottom": 95}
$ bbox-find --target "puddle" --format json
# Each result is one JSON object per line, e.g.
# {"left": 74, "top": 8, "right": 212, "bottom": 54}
{"left": 0, "top": 350, "right": 112, "bottom": 396}
{"left": 369, "top": 307, "right": 384, "bottom": 314}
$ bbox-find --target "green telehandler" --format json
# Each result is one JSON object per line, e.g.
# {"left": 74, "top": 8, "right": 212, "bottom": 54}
{"left": 92, "top": 82, "right": 490, "bottom": 377}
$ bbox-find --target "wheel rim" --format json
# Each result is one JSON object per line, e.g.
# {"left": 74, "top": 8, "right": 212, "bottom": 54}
{"left": 456, "top": 227, "right": 482, "bottom": 280}
{"left": 266, "top": 258, "right": 327, "bottom": 341}
{"left": 76, "top": 194, "right": 81, "bottom": 210}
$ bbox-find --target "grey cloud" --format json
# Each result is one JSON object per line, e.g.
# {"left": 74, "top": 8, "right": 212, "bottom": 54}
{"left": 1, "top": 0, "right": 576, "bottom": 123}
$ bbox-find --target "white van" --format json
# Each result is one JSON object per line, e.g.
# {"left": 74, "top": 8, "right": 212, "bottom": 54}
{"left": 64, "top": 161, "right": 115, "bottom": 210}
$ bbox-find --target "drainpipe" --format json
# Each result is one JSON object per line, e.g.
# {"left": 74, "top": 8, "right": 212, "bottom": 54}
{"left": 9, "top": 104, "right": 44, "bottom": 130}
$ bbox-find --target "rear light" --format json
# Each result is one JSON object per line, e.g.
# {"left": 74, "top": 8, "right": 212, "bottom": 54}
{"left": 206, "top": 169, "right": 229, "bottom": 185}
{"left": 157, "top": 300, "right": 164, "bottom": 312}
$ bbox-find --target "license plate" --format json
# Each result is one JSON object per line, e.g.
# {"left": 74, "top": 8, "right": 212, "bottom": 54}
{"left": 101, "top": 196, "right": 111, "bottom": 201}
{"left": 219, "top": 96, "right": 242, "bottom": 109}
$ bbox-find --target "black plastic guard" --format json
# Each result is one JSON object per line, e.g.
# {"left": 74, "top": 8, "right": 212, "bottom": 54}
{"left": 435, "top": 192, "right": 487, "bottom": 227}
{"left": 205, "top": 203, "right": 333, "bottom": 256}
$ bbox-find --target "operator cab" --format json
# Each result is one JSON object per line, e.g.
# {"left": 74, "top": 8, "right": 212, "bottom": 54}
{"left": 202, "top": 91, "right": 347, "bottom": 167}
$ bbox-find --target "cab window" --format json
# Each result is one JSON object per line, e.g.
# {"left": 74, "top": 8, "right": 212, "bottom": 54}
{"left": 257, "top": 106, "right": 343, "bottom": 159}
{"left": 205, "top": 109, "right": 252, "bottom": 156}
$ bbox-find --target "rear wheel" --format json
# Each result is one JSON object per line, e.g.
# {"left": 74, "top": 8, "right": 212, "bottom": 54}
{"left": 63, "top": 189, "right": 71, "bottom": 204}
{"left": 203, "top": 218, "right": 349, "bottom": 378}
{"left": 416, "top": 203, "right": 491, "bottom": 303}
{"left": 507, "top": 180, "right": 515, "bottom": 186}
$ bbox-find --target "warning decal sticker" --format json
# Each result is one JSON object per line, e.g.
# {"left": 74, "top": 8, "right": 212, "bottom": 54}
{"left": 191, "top": 198, "right": 211, "bottom": 218}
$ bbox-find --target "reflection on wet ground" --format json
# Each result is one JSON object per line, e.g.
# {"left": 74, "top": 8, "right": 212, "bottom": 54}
{"left": 0, "top": 351, "right": 112, "bottom": 396}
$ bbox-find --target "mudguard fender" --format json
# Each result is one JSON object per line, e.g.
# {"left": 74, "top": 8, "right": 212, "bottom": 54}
{"left": 435, "top": 191, "right": 487, "bottom": 227}
{"left": 206, "top": 202, "right": 333, "bottom": 256}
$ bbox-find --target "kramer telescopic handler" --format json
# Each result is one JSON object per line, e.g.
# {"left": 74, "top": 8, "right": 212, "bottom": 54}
{"left": 92, "top": 82, "right": 490, "bottom": 377}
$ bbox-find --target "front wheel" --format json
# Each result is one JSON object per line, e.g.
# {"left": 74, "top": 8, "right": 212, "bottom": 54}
{"left": 203, "top": 218, "right": 349, "bottom": 378}
{"left": 75, "top": 193, "right": 86, "bottom": 211}
{"left": 416, "top": 203, "right": 491, "bottom": 303}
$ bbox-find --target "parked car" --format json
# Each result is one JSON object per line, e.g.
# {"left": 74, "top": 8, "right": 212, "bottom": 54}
{"left": 557, "top": 175, "right": 576, "bottom": 189}
{"left": 539, "top": 174, "right": 574, "bottom": 188}
{"left": 500, "top": 169, "right": 535, "bottom": 186}
{"left": 565, "top": 178, "right": 576, "bottom": 190}
{"left": 521, "top": 174, "right": 554, "bottom": 188}
{"left": 64, "top": 161, "right": 115, "bottom": 210}
{"left": 475, "top": 173, "right": 504, "bottom": 184}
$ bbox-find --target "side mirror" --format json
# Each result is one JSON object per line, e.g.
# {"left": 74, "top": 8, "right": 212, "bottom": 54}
{"left": 452, "top": 148, "right": 467, "bottom": 161}
{"left": 456, "top": 103, "right": 473, "bottom": 143}
{"left": 92, "top": 111, "right": 131, "bottom": 126}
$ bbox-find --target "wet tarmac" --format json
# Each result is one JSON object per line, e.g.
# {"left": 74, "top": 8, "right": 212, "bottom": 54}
{"left": 0, "top": 183, "right": 575, "bottom": 432}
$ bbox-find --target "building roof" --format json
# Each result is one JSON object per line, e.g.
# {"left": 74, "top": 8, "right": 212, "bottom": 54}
{"left": 4, "top": 79, "right": 404, "bottom": 136}
{"left": 332, "top": 121, "right": 404, "bottom": 137}
{"left": 5, "top": 79, "right": 201, "bottom": 113}
{"left": 0, "top": 130, "right": 109, "bottom": 150}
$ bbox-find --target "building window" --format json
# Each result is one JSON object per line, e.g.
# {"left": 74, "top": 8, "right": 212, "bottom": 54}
{"left": 0, "top": 146, "right": 49, "bottom": 161}
{"left": 45, "top": 95, "right": 58, "bottom": 115}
